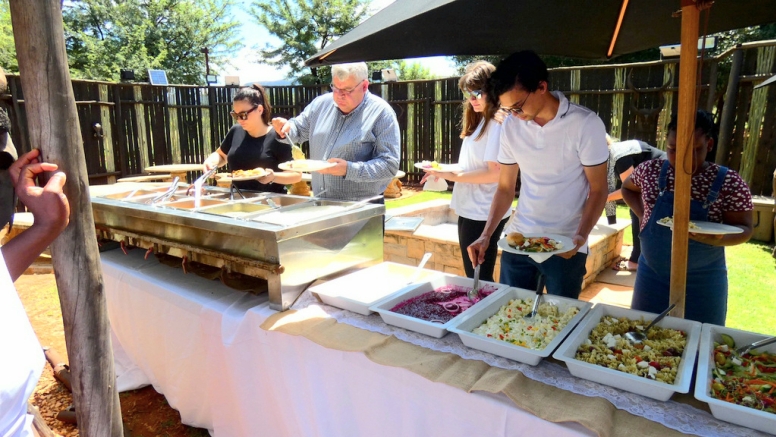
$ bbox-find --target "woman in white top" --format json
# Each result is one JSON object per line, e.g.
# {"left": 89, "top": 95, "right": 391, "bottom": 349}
{"left": 421, "top": 61, "right": 510, "bottom": 281}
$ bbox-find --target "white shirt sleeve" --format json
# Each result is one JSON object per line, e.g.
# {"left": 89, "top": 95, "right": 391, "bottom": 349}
{"left": 577, "top": 113, "right": 609, "bottom": 166}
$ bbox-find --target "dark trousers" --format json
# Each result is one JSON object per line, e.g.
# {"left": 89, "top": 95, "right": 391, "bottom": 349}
{"left": 458, "top": 216, "right": 508, "bottom": 282}
{"left": 499, "top": 251, "right": 588, "bottom": 299}
{"left": 629, "top": 209, "right": 641, "bottom": 263}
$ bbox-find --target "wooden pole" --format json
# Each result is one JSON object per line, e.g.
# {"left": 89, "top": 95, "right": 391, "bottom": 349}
{"left": 669, "top": 1, "right": 701, "bottom": 319}
{"left": 8, "top": 1, "right": 124, "bottom": 436}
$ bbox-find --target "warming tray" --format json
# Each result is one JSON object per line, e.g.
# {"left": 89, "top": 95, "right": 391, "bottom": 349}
{"left": 91, "top": 185, "right": 385, "bottom": 310}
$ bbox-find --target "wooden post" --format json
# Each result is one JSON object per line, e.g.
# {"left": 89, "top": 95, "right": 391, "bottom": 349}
{"left": 705, "top": 60, "right": 718, "bottom": 112}
{"left": 715, "top": 46, "right": 743, "bottom": 165}
{"left": 669, "top": 1, "right": 701, "bottom": 319}
{"left": 8, "top": 1, "right": 124, "bottom": 436}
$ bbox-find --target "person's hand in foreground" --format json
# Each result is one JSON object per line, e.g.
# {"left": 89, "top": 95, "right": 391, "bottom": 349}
{"left": 9, "top": 149, "right": 69, "bottom": 233}
{"left": 318, "top": 158, "right": 348, "bottom": 176}
{"left": 271, "top": 117, "right": 290, "bottom": 139}
{"left": 3, "top": 149, "right": 69, "bottom": 280}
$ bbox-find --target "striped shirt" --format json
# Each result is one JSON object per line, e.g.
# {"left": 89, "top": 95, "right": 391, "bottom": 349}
{"left": 286, "top": 91, "right": 400, "bottom": 201}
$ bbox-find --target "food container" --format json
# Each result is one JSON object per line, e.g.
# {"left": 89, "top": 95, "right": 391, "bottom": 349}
{"left": 369, "top": 276, "right": 508, "bottom": 338}
{"left": 553, "top": 303, "right": 701, "bottom": 401}
{"left": 448, "top": 287, "right": 592, "bottom": 366}
{"left": 310, "top": 262, "right": 445, "bottom": 315}
{"left": 694, "top": 324, "right": 776, "bottom": 434}
{"left": 92, "top": 187, "right": 385, "bottom": 311}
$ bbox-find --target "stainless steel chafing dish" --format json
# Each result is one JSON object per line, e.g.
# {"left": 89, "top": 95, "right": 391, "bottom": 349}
{"left": 91, "top": 185, "right": 384, "bottom": 310}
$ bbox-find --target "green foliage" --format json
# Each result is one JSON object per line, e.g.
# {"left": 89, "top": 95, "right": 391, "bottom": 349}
{"left": 63, "top": 0, "right": 242, "bottom": 84}
{"left": 393, "top": 60, "right": 438, "bottom": 80}
{"left": 0, "top": 0, "right": 17, "bottom": 72}
{"left": 249, "top": 0, "right": 370, "bottom": 85}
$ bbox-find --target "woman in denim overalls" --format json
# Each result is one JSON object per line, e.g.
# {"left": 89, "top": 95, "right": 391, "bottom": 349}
{"left": 621, "top": 111, "right": 753, "bottom": 325}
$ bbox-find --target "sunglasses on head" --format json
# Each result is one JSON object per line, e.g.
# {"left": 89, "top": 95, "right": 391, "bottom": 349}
{"left": 230, "top": 105, "right": 259, "bottom": 121}
{"left": 462, "top": 89, "right": 483, "bottom": 100}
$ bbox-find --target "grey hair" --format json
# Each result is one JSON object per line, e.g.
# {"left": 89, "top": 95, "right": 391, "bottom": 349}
{"left": 332, "top": 62, "right": 368, "bottom": 82}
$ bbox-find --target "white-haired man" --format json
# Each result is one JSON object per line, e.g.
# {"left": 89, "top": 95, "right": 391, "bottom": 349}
{"left": 272, "top": 62, "right": 400, "bottom": 201}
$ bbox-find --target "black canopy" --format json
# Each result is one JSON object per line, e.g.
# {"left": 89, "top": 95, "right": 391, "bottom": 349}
{"left": 306, "top": 0, "right": 776, "bottom": 66}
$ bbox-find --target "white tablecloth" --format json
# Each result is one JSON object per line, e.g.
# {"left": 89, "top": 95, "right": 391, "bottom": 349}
{"left": 102, "top": 250, "right": 593, "bottom": 437}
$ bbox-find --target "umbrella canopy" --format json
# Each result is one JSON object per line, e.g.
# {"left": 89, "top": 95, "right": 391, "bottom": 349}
{"left": 306, "top": 0, "right": 776, "bottom": 66}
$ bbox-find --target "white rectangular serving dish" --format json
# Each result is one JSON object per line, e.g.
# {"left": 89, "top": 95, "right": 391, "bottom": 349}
{"left": 448, "top": 287, "right": 593, "bottom": 366}
{"left": 694, "top": 324, "right": 776, "bottom": 435}
{"left": 309, "top": 262, "right": 444, "bottom": 315}
{"left": 553, "top": 303, "right": 701, "bottom": 401}
{"left": 368, "top": 275, "right": 508, "bottom": 338}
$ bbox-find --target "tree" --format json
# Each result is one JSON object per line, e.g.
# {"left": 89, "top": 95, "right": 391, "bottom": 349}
{"left": 393, "top": 60, "right": 438, "bottom": 81}
{"left": 250, "top": 0, "right": 370, "bottom": 85}
{"left": 63, "top": 0, "right": 242, "bottom": 84}
{"left": 0, "top": 0, "right": 17, "bottom": 72}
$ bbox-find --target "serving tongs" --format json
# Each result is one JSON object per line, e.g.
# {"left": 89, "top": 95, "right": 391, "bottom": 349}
{"left": 186, "top": 166, "right": 218, "bottom": 196}
{"left": 734, "top": 336, "right": 776, "bottom": 356}
{"left": 147, "top": 176, "right": 180, "bottom": 204}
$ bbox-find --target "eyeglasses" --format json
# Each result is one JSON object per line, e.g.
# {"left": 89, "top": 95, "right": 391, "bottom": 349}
{"left": 500, "top": 93, "right": 531, "bottom": 115}
{"left": 230, "top": 105, "right": 259, "bottom": 121}
{"left": 462, "top": 89, "right": 483, "bottom": 100}
{"left": 330, "top": 81, "right": 363, "bottom": 96}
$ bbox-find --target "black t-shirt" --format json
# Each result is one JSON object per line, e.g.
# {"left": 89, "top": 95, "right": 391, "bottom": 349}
{"left": 220, "top": 125, "right": 292, "bottom": 193}
{"left": 613, "top": 140, "right": 666, "bottom": 188}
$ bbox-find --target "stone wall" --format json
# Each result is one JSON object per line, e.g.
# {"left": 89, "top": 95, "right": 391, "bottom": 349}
{"left": 385, "top": 200, "right": 629, "bottom": 291}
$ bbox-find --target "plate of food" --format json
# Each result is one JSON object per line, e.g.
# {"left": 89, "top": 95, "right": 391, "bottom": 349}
{"left": 413, "top": 161, "right": 462, "bottom": 173}
{"left": 228, "top": 168, "right": 268, "bottom": 181}
{"left": 278, "top": 159, "right": 336, "bottom": 172}
{"left": 657, "top": 216, "right": 743, "bottom": 235}
{"left": 497, "top": 232, "right": 573, "bottom": 255}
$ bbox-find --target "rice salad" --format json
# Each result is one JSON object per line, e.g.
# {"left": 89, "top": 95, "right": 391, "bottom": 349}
{"left": 574, "top": 315, "right": 686, "bottom": 384}
{"left": 471, "top": 299, "right": 579, "bottom": 350}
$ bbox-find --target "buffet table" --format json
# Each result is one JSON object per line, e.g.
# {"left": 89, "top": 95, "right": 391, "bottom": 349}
{"left": 104, "top": 249, "right": 595, "bottom": 436}
{"left": 103, "top": 250, "right": 768, "bottom": 437}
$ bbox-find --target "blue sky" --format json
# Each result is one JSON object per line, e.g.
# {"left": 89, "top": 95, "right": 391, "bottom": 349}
{"left": 217, "top": 0, "right": 456, "bottom": 84}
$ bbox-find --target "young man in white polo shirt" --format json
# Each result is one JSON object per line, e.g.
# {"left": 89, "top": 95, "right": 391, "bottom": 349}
{"left": 468, "top": 51, "right": 608, "bottom": 298}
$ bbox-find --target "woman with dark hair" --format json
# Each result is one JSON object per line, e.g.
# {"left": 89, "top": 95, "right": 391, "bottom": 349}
{"left": 420, "top": 61, "right": 510, "bottom": 281}
{"left": 621, "top": 110, "right": 753, "bottom": 325}
{"left": 203, "top": 84, "right": 300, "bottom": 193}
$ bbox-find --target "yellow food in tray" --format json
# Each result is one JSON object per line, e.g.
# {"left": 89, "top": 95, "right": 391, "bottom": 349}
{"left": 231, "top": 168, "right": 266, "bottom": 178}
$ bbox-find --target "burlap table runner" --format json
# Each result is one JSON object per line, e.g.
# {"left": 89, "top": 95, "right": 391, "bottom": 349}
{"left": 261, "top": 309, "right": 701, "bottom": 437}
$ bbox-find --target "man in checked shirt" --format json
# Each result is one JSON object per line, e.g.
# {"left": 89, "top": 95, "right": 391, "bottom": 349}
{"left": 272, "top": 62, "right": 400, "bottom": 202}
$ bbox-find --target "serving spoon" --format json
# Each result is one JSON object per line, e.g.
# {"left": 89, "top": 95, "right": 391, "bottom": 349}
{"left": 625, "top": 303, "right": 676, "bottom": 345}
{"left": 524, "top": 288, "right": 543, "bottom": 319}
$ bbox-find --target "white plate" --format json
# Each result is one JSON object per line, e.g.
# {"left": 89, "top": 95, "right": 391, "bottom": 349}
{"left": 694, "top": 324, "right": 776, "bottom": 435}
{"left": 278, "top": 159, "right": 336, "bottom": 172}
{"left": 310, "top": 262, "right": 445, "bottom": 315}
{"left": 369, "top": 276, "right": 509, "bottom": 338}
{"left": 497, "top": 234, "right": 574, "bottom": 256}
{"left": 413, "top": 162, "right": 462, "bottom": 172}
{"left": 657, "top": 218, "right": 744, "bottom": 235}
{"left": 553, "top": 303, "right": 701, "bottom": 401}
{"left": 448, "top": 287, "right": 592, "bottom": 366}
